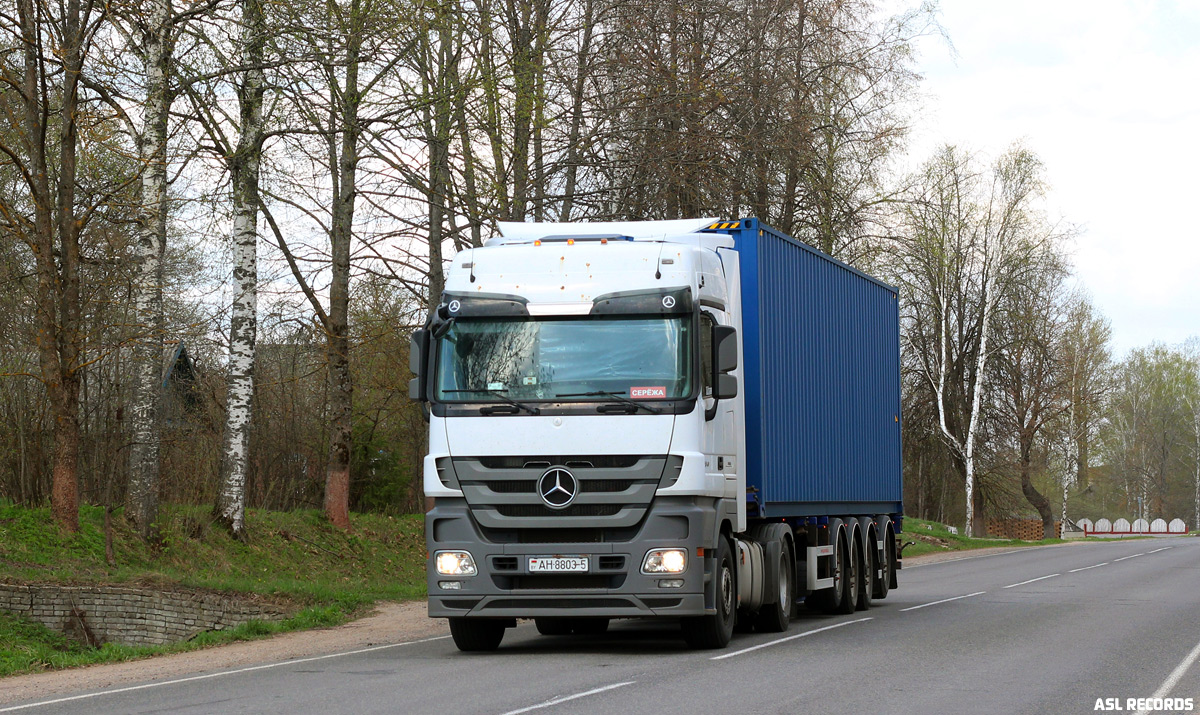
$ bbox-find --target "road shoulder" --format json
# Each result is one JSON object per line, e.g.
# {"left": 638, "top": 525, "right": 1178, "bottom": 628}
{"left": 0, "top": 601, "right": 447, "bottom": 706}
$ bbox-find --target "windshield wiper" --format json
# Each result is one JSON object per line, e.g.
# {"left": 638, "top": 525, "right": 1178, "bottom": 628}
{"left": 442, "top": 389, "right": 541, "bottom": 415}
{"left": 555, "top": 390, "right": 663, "bottom": 415}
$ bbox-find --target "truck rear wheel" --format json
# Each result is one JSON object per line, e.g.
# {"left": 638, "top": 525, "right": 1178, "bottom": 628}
{"left": 449, "top": 618, "right": 506, "bottom": 652}
{"left": 682, "top": 536, "right": 736, "bottom": 649}
{"left": 754, "top": 534, "right": 793, "bottom": 632}
{"left": 857, "top": 531, "right": 874, "bottom": 611}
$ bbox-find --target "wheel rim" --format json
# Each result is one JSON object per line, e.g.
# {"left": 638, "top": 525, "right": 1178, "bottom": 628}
{"left": 720, "top": 563, "right": 734, "bottom": 615}
{"left": 864, "top": 547, "right": 873, "bottom": 593}
{"left": 833, "top": 540, "right": 844, "bottom": 598}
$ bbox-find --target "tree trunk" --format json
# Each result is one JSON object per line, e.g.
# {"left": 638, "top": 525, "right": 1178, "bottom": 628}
{"left": 1018, "top": 435, "right": 1055, "bottom": 539}
{"left": 426, "top": 10, "right": 453, "bottom": 313}
{"left": 20, "top": 0, "right": 87, "bottom": 533}
{"left": 127, "top": 0, "right": 173, "bottom": 538}
{"left": 323, "top": 2, "right": 361, "bottom": 531}
{"left": 558, "top": 0, "right": 594, "bottom": 222}
{"left": 215, "top": 0, "right": 265, "bottom": 542}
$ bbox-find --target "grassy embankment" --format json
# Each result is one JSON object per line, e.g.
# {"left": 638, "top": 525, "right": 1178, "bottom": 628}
{"left": 0, "top": 502, "right": 425, "bottom": 676}
{"left": 898, "top": 516, "right": 1066, "bottom": 558}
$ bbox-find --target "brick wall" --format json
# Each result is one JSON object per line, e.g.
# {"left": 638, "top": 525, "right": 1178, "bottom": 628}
{"left": 0, "top": 584, "right": 288, "bottom": 646}
{"left": 986, "top": 519, "right": 1062, "bottom": 540}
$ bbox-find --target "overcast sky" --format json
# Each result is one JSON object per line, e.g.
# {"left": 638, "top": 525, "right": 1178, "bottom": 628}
{"left": 895, "top": 0, "right": 1200, "bottom": 357}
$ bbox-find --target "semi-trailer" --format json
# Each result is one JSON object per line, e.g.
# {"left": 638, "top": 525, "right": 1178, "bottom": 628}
{"left": 409, "top": 217, "right": 904, "bottom": 651}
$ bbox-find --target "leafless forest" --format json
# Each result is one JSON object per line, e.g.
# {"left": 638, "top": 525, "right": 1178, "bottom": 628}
{"left": 1, "top": 0, "right": 1197, "bottom": 540}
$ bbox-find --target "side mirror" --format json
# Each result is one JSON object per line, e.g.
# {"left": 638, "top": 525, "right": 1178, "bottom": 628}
{"left": 712, "top": 325, "right": 738, "bottom": 400}
{"left": 409, "top": 329, "right": 429, "bottom": 402}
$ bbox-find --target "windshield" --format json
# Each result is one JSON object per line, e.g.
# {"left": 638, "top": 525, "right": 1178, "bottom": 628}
{"left": 434, "top": 316, "right": 693, "bottom": 402}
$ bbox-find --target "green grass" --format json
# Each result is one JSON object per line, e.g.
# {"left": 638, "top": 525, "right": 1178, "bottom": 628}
{"left": 0, "top": 503, "right": 427, "bottom": 676}
{"left": 898, "top": 517, "right": 1066, "bottom": 558}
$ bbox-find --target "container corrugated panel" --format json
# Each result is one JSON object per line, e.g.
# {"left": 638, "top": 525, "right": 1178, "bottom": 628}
{"left": 727, "top": 219, "right": 902, "bottom": 518}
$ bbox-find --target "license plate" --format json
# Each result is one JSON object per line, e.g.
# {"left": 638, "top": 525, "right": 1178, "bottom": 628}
{"left": 528, "top": 556, "right": 589, "bottom": 573}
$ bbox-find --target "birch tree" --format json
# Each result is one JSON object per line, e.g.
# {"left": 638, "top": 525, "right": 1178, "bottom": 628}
{"left": 894, "top": 144, "right": 1048, "bottom": 535}
{"left": 210, "top": 0, "right": 267, "bottom": 540}
{"left": 121, "top": 0, "right": 175, "bottom": 539}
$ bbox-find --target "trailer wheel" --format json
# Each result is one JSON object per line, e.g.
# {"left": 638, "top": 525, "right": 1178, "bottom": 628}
{"left": 834, "top": 531, "right": 859, "bottom": 614}
{"left": 535, "top": 618, "right": 573, "bottom": 636}
{"left": 873, "top": 522, "right": 892, "bottom": 600}
{"left": 857, "top": 530, "right": 874, "bottom": 611}
{"left": 887, "top": 525, "right": 899, "bottom": 591}
{"left": 682, "top": 536, "right": 736, "bottom": 649}
{"left": 754, "top": 535, "right": 793, "bottom": 632}
{"left": 449, "top": 618, "right": 506, "bottom": 652}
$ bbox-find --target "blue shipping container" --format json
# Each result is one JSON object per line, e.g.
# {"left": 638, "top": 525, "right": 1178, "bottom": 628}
{"left": 717, "top": 219, "right": 903, "bottom": 518}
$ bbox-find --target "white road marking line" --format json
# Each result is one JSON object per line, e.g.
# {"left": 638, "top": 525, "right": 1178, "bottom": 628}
{"left": 899, "top": 591, "right": 986, "bottom": 612}
{"left": 1002, "top": 574, "right": 1060, "bottom": 589}
{"left": 1133, "top": 637, "right": 1200, "bottom": 715}
{"left": 0, "top": 635, "right": 453, "bottom": 712}
{"left": 1113, "top": 553, "right": 1145, "bottom": 562}
{"left": 499, "top": 681, "right": 635, "bottom": 715}
{"left": 1068, "top": 562, "right": 1108, "bottom": 573}
{"left": 1148, "top": 547, "right": 1173, "bottom": 554}
{"left": 709, "top": 618, "right": 872, "bottom": 660}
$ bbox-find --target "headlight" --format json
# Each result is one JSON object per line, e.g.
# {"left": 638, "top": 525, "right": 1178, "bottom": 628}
{"left": 435, "top": 550, "right": 477, "bottom": 576}
{"left": 642, "top": 548, "right": 687, "bottom": 574}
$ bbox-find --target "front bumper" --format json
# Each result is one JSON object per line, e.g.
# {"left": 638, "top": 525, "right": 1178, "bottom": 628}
{"left": 426, "top": 496, "right": 718, "bottom": 619}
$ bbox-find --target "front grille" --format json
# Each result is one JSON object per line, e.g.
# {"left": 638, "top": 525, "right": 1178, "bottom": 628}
{"left": 478, "top": 455, "right": 642, "bottom": 470}
{"left": 492, "top": 556, "right": 518, "bottom": 571}
{"left": 583, "top": 479, "right": 639, "bottom": 492}
{"left": 496, "top": 504, "right": 622, "bottom": 518}
{"left": 484, "top": 598, "right": 633, "bottom": 610}
{"left": 598, "top": 555, "right": 625, "bottom": 570}
{"left": 457, "top": 455, "right": 666, "bottom": 530}
{"left": 495, "top": 574, "right": 626, "bottom": 590}
{"left": 481, "top": 480, "right": 536, "bottom": 493}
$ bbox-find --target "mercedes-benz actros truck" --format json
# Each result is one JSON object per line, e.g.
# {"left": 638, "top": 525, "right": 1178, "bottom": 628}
{"left": 409, "top": 218, "right": 903, "bottom": 651}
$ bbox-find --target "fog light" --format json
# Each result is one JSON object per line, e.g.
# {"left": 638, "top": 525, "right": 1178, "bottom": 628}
{"left": 659, "top": 579, "right": 684, "bottom": 588}
{"left": 438, "top": 581, "right": 462, "bottom": 590}
{"left": 642, "top": 548, "right": 688, "bottom": 574}
{"left": 435, "top": 550, "right": 477, "bottom": 576}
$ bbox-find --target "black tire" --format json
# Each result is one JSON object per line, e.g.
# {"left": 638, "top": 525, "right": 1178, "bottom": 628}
{"left": 682, "top": 536, "right": 736, "bottom": 649}
{"left": 571, "top": 618, "right": 610, "bottom": 635}
{"left": 857, "top": 530, "right": 874, "bottom": 611}
{"left": 873, "top": 525, "right": 892, "bottom": 600}
{"left": 449, "top": 618, "right": 505, "bottom": 652}
{"left": 535, "top": 618, "right": 573, "bottom": 636}
{"left": 835, "top": 532, "right": 859, "bottom": 615}
{"left": 754, "top": 535, "right": 793, "bottom": 632}
{"left": 887, "top": 527, "right": 899, "bottom": 591}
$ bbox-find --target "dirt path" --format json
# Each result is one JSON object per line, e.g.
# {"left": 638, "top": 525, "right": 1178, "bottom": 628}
{"left": 0, "top": 601, "right": 449, "bottom": 706}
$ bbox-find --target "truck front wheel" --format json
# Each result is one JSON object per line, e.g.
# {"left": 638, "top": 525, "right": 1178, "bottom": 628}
{"left": 682, "top": 536, "right": 736, "bottom": 649}
{"left": 449, "top": 618, "right": 506, "bottom": 652}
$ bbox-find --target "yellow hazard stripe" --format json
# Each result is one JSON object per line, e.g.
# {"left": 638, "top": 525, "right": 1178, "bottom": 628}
{"left": 707, "top": 221, "right": 742, "bottom": 230}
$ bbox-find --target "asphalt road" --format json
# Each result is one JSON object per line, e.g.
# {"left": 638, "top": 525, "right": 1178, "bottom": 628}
{"left": 5, "top": 537, "right": 1200, "bottom": 715}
